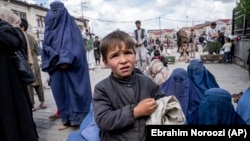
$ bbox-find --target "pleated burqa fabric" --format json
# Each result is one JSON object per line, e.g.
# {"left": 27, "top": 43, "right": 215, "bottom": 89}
{"left": 41, "top": 1, "right": 92, "bottom": 125}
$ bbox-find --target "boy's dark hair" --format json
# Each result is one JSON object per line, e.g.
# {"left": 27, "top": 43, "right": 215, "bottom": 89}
{"left": 211, "top": 22, "right": 217, "bottom": 26}
{"left": 95, "top": 36, "right": 98, "bottom": 38}
{"left": 182, "top": 41, "right": 187, "bottom": 44}
{"left": 154, "top": 50, "right": 160, "bottom": 56}
{"left": 225, "top": 37, "right": 231, "bottom": 42}
{"left": 135, "top": 20, "right": 141, "bottom": 24}
{"left": 100, "top": 30, "right": 135, "bottom": 61}
{"left": 20, "top": 18, "right": 28, "bottom": 31}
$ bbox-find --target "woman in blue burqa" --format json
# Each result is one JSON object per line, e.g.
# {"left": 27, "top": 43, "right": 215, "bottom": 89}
{"left": 187, "top": 88, "right": 246, "bottom": 124}
{"left": 41, "top": 1, "right": 92, "bottom": 128}
{"left": 160, "top": 68, "right": 203, "bottom": 122}
{"left": 236, "top": 87, "right": 250, "bottom": 124}
{"left": 187, "top": 58, "right": 219, "bottom": 93}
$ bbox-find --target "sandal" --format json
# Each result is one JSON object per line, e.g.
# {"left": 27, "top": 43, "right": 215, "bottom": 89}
{"left": 32, "top": 108, "right": 36, "bottom": 112}
{"left": 58, "top": 121, "right": 71, "bottom": 130}
{"left": 39, "top": 103, "right": 47, "bottom": 109}
{"left": 49, "top": 113, "right": 61, "bottom": 120}
{"left": 58, "top": 125, "right": 69, "bottom": 130}
{"left": 40, "top": 105, "right": 47, "bottom": 109}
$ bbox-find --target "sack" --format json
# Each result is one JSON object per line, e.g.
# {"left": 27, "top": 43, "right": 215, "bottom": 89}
{"left": 219, "top": 48, "right": 224, "bottom": 54}
{"left": 179, "top": 30, "right": 188, "bottom": 38}
{"left": 166, "top": 49, "right": 171, "bottom": 54}
{"left": 15, "top": 51, "right": 35, "bottom": 86}
{"left": 178, "top": 30, "right": 188, "bottom": 43}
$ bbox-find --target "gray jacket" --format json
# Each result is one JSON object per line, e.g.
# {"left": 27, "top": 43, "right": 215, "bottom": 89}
{"left": 93, "top": 72, "right": 166, "bottom": 141}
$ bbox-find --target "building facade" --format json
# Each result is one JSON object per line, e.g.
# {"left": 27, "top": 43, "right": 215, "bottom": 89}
{"left": 0, "top": 0, "right": 89, "bottom": 47}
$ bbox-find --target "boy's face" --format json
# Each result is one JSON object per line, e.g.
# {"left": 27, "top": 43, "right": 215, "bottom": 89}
{"left": 104, "top": 42, "right": 136, "bottom": 79}
{"left": 136, "top": 23, "right": 141, "bottom": 29}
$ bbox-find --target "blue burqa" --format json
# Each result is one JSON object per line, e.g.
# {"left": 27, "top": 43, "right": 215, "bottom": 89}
{"left": 66, "top": 104, "right": 100, "bottom": 141}
{"left": 160, "top": 68, "right": 203, "bottom": 120}
{"left": 187, "top": 58, "right": 219, "bottom": 93}
{"left": 187, "top": 88, "right": 246, "bottom": 125}
{"left": 41, "top": 1, "right": 92, "bottom": 125}
{"left": 236, "top": 87, "right": 250, "bottom": 124}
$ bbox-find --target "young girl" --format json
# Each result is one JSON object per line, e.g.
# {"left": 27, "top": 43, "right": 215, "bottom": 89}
{"left": 222, "top": 37, "right": 232, "bottom": 64}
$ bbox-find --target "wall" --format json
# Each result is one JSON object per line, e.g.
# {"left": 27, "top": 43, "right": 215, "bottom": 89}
{"left": 233, "top": 39, "right": 250, "bottom": 69}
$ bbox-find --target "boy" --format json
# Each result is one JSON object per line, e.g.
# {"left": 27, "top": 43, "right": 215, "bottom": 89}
{"left": 188, "top": 29, "right": 196, "bottom": 58}
{"left": 92, "top": 30, "right": 166, "bottom": 141}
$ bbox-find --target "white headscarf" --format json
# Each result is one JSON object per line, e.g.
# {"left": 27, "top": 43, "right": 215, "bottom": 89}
{"left": 0, "top": 7, "right": 20, "bottom": 27}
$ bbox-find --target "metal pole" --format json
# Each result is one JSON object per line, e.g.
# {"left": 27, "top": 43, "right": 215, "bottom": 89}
{"left": 186, "top": 16, "right": 188, "bottom": 28}
{"left": 81, "top": 3, "right": 84, "bottom": 19}
{"left": 159, "top": 17, "right": 161, "bottom": 40}
{"left": 81, "top": 1, "right": 88, "bottom": 29}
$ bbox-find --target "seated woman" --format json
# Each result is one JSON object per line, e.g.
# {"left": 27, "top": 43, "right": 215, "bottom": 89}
{"left": 187, "top": 58, "right": 219, "bottom": 93}
{"left": 66, "top": 105, "right": 100, "bottom": 141}
{"left": 160, "top": 68, "right": 203, "bottom": 120}
{"left": 146, "top": 50, "right": 170, "bottom": 86}
{"left": 236, "top": 87, "right": 250, "bottom": 124}
{"left": 187, "top": 88, "right": 246, "bottom": 125}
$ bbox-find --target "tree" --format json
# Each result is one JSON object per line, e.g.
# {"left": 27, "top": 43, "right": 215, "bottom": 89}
{"left": 234, "top": 0, "right": 250, "bottom": 36}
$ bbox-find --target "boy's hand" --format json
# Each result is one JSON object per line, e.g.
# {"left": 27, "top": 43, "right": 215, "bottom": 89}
{"left": 133, "top": 98, "right": 157, "bottom": 118}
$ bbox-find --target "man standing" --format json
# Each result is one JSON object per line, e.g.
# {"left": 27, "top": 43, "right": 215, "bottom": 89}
{"left": 199, "top": 34, "right": 205, "bottom": 48}
{"left": 134, "top": 20, "right": 147, "bottom": 69}
{"left": 206, "top": 22, "right": 219, "bottom": 54}
{"left": 217, "top": 30, "right": 225, "bottom": 48}
{"left": 189, "top": 29, "right": 196, "bottom": 58}
{"left": 20, "top": 18, "right": 46, "bottom": 111}
{"left": 93, "top": 36, "right": 101, "bottom": 66}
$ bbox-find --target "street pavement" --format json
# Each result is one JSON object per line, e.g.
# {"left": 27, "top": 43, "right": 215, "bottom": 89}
{"left": 33, "top": 47, "right": 249, "bottom": 141}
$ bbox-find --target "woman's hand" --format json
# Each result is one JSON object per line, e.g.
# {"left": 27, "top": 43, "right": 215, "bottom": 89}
{"left": 60, "top": 63, "right": 69, "bottom": 69}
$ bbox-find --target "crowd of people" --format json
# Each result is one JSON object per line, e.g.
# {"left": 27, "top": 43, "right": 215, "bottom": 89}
{"left": 1, "top": 1, "right": 249, "bottom": 141}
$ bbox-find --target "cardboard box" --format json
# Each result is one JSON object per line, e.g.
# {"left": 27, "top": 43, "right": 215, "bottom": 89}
{"left": 200, "top": 54, "right": 224, "bottom": 63}
{"left": 164, "top": 56, "right": 175, "bottom": 64}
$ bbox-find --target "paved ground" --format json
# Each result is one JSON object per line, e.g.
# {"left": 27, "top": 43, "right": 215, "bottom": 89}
{"left": 33, "top": 47, "right": 250, "bottom": 141}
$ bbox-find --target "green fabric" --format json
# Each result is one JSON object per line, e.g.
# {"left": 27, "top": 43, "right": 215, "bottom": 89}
{"left": 86, "top": 37, "right": 94, "bottom": 52}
